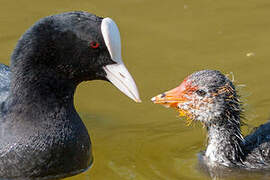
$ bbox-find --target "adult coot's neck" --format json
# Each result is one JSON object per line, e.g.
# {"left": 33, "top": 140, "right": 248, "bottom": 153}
{"left": 10, "top": 64, "right": 78, "bottom": 107}
{"left": 205, "top": 110, "right": 244, "bottom": 167}
{"left": 3, "top": 24, "right": 90, "bottom": 126}
{"left": 9, "top": 20, "right": 82, "bottom": 108}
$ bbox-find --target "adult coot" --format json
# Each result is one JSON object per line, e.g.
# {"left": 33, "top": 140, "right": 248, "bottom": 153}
{"left": 0, "top": 11, "right": 140, "bottom": 180}
{"left": 152, "top": 70, "right": 270, "bottom": 170}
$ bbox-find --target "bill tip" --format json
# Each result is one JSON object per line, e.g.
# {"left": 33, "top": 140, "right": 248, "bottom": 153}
{"left": 135, "top": 98, "right": 142, "bottom": 103}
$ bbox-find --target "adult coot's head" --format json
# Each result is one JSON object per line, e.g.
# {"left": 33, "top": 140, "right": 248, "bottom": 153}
{"left": 0, "top": 11, "right": 140, "bottom": 179}
{"left": 11, "top": 11, "right": 140, "bottom": 102}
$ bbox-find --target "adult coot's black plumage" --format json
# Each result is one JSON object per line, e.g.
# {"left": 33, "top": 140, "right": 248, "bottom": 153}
{"left": 152, "top": 70, "right": 270, "bottom": 171}
{"left": 0, "top": 11, "right": 140, "bottom": 180}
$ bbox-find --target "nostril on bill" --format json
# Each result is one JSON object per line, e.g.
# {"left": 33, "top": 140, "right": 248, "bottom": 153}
{"left": 119, "top": 73, "right": 125, "bottom": 78}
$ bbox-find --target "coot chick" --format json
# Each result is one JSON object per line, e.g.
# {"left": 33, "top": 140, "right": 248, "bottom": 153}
{"left": 0, "top": 11, "right": 140, "bottom": 180}
{"left": 152, "top": 70, "right": 270, "bottom": 170}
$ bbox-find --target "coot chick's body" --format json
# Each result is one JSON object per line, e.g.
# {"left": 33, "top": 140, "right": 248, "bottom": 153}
{"left": 152, "top": 70, "right": 270, "bottom": 170}
{"left": 0, "top": 12, "right": 140, "bottom": 180}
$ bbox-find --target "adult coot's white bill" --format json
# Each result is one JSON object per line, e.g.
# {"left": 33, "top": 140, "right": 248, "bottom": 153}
{"left": 0, "top": 11, "right": 140, "bottom": 180}
{"left": 152, "top": 70, "right": 270, "bottom": 170}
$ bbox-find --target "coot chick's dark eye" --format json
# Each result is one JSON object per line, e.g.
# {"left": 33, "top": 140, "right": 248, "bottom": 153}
{"left": 90, "top": 41, "right": 99, "bottom": 48}
{"left": 195, "top": 89, "right": 207, "bottom": 97}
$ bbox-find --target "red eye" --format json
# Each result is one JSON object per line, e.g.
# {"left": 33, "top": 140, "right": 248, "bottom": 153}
{"left": 90, "top": 41, "right": 100, "bottom": 49}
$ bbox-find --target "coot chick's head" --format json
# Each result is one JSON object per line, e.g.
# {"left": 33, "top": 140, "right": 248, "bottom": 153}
{"left": 11, "top": 11, "right": 140, "bottom": 102}
{"left": 152, "top": 70, "right": 241, "bottom": 126}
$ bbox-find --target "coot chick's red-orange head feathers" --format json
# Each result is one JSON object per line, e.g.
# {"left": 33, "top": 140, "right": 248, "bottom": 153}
{"left": 151, "top": 70, "right": 241, "bottom": 126}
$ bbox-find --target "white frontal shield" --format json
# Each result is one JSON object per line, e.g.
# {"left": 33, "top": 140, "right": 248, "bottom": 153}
{"left": 101, "top": 18, "right": 141, "bottom": 102}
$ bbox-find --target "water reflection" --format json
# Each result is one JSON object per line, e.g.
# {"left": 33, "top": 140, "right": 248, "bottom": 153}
{"left": 1, "top": 0, "right": 270, "bottom": 179}
{"left": 197, "top": 155, "right": 270, "bottom": 180}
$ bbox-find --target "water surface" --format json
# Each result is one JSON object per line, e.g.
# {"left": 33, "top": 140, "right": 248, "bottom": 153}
{"left": 1, "top": 0, "right": 270, "bottom": 179}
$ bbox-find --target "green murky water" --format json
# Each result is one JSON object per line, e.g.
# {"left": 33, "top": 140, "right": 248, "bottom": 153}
{"left": 1, "top": 0, "right": 270, "bottom": 179}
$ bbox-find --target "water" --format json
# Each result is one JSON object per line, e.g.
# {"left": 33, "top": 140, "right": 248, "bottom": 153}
{"left": 1, "top": 0, "right": 270, "bottom": 179}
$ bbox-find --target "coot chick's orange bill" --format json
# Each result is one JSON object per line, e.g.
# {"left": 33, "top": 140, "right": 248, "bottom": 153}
{"left": 152, "top": 70, "right": 270, "bottom": 170}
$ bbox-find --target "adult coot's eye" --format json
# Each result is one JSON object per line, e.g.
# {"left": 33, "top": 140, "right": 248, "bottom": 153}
{"left": 195, "top": 89, "right": 207, "bottom": 97}
{"left": 90, "top": 42, "right": 100, "bottom": 49}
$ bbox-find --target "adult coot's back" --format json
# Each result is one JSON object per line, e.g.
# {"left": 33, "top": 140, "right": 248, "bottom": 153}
{"left": 0, "top": 11, "right": 140, "bottom": 180}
